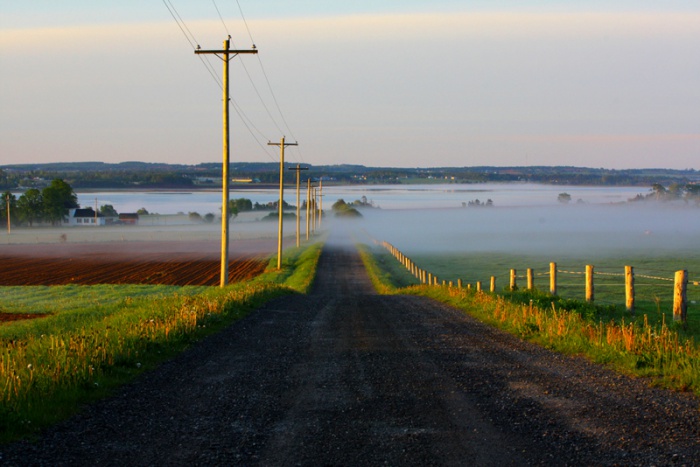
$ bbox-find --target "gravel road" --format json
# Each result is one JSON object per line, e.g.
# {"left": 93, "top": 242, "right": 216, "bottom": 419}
{"left": 2, "top": 237, "right": 700, "bottom": 465}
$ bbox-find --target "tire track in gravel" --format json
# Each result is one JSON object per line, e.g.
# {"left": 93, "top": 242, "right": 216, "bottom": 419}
{"left": 2, "top": 235, "right": 700, "bottom": 465}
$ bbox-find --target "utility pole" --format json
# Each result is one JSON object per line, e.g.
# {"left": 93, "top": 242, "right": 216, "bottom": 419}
{"left": 288, "top": 164, "right": 308, "bottom": 248}
{"left": 311, "top": 187, "right": 317, "bottom": 234}
{"left": 318, "top": 178, "right": 323, "bottom": 229}
{"left": 306, "top": 178, "right": 311, "bottom": 240}
{"left": 268, "top": 137, "right": 298, "bottom": 270}
{"left": 5, "top": 193, "right": 10, "bottom": 235}
{"left": 195, "top": 38, "right": 257, "bottom": 287}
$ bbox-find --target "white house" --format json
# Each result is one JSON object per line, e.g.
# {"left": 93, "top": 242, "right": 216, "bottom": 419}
{"left": 65, "top": 208, "right": 111, "bottom": 226}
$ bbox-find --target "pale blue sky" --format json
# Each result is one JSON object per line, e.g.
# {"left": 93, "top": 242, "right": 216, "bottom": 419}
{"left": 1, "top": 1, "right": 699, "bottom": 169}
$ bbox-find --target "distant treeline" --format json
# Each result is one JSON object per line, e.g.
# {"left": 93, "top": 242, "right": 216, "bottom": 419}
{"left": 1, "top": 162, "right": 698, "bottom": 190}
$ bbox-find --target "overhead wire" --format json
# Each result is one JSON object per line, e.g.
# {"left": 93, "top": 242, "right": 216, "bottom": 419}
{"left": 163, "top": 0, "right": 222, "bottom": 88}
{"left": 234, "top": 0, "right": 306, "bottom": 163}
{"left": 163, "top": 0, "right": 278, "bottom": 162}
{"left": 165, "top": 0, "right": 305, "bottom": 165}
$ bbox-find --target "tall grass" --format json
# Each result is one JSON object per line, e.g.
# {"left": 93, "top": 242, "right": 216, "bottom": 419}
{"left": 359, "top": 244, "right": 700, "bottom": 396}
{"left": 0, "top": 241, "right": 323, "bottom": 442}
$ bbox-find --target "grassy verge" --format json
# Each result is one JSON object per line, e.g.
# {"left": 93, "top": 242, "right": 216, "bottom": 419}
{"left": 358, "top": 244, "right": 700, "bottom": 396}
{"left": 0, "top": 241, "right": 323, "bottom": 442}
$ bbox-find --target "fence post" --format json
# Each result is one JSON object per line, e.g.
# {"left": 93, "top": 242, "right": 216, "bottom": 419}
{"left": 510, "top": 269, "right": 517, "bottom": 290}
{"left": 625, "top": 265, "right": 635, "bottom": 314}
{"left": 585, "top": 265, "right": 594, "bottom": 303}
{"left": 476, "top": 281, "right": 482, "bottom": 292}
{"left": 490, "top": 276, "right": 496, "bottom": 292}
{"left": 527, "top": 268, "right": 534, "bottom": 290}
{"left": 457, "top": 278, "right": 463, "bottom": 289}
{"left": 673, "top": 269, "right": 688, "bottom": 323}
{"left": 550, "top": 262, "right": 557, "bottom": 295}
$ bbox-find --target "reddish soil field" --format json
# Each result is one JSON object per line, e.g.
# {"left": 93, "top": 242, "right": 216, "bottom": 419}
{"left": 0, "top": 240, "right": 275, "bottom": 287}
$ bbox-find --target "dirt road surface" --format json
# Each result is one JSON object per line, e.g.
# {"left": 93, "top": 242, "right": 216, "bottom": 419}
{"left": 2, "top": 236, "right": 700, "bottom": 465}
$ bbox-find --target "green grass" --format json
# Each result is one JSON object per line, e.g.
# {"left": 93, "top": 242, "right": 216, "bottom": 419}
{"left": 0, "top": 240, "right": 323, "bottom": 443}
{"left": 359, "top": 243, "right": 700, "bottom": 397}
{"left": 387, "top": 249, "right": 700, "bottom": 333}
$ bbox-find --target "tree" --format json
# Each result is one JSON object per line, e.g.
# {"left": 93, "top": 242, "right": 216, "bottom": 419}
{"left": 332, "top": 199, "right": 348, "bottom": 211}
{"left": 203, "top": 213, "right": 216, "bottom": 223}
{"left": 225, "top": 202, "right": 238, "bottom": 219}
{"left": 650, "top": 183, "right": 667, "bottom": 200}
{"left": 189, "top": 212, "right": 202, "bottom": 222}
{"left": 42, "top": 179, "right": 78, "bottom": 225}
{"left": 137, "top": 208, "right": 149, "bottom": 215}
{"left": 17, "top": 188, "right": 43, "bottom": 227}
{"left": 99, "top": 204, "right": 118, "bottom": 217}
{"left": 231, "top": 198, "right": 253, "bottom": 212}
{"left": 557, "top": 193, "right": 572, "bottom": 204}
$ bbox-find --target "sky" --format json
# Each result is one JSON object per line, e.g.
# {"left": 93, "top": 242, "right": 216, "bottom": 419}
{"left": 1, "top": 1, "right": 699, "bottom": 170}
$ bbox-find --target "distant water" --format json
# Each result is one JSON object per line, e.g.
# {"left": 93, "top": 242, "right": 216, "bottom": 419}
{"left": 76, "top": 183, "right": 648, "bottom": 214}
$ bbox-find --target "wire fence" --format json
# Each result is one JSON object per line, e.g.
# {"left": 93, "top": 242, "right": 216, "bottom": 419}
{"left": 379, "top": 240, "right": 699, "bottom": 323}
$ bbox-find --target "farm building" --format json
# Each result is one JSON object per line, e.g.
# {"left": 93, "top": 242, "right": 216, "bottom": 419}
{"left": 65, "top": 208, "right": 113, "bottom": 226}
{"left": 118, "top": 213, "right": 139, "bottom": 225}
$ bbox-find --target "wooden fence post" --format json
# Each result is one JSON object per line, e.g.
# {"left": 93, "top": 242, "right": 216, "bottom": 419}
{"left": 490, "top": 276, "right": 496, "bottom": 293}
{"left": 585, "top": 264, "right": 594, "bottom": 303}
{"left": 476, "top": 281, "right": 482, "bottom": 292}
{"left": 625, "top": 265, "right": 635, "bottom": 314}
{"left": 673, "top": 269, "right": 688, "bottom": 323}
{"left": 428, "top": 273, "right": 432, "bottom": 286}
{"left": 550, "top": 262, "right": 557, "bottom": 295}
{"left": 527, "top": 268, "right": 534, "bottom": 290}
{"left": 457, "top": 278, "right": 463, "bottom": 289}
{"left": 510, "top": 269, "right": 517, "bottom": 291}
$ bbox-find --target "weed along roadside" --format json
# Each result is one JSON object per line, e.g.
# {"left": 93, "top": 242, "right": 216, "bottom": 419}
{"left": 359, "top": 242, "right": 700, "bottom": 397}
{"left": 0, "top": 241, "right": 324, "bottom": 443}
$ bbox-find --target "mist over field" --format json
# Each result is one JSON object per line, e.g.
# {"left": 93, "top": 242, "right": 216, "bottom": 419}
{"left": 352, "top": 203, "right": 700, "bottom": 259}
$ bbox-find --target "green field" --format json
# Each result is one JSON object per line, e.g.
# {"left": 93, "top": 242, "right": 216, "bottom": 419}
{"left": 392, "top": 249, "right": 700, "bottom": 329}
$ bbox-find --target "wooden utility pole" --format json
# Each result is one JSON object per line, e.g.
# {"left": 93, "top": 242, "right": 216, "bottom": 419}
{"left": 306, "top": 179, "right": 311, "bottom": 240}
{"left": 268, "top": 137, "right": 298, "bottom": 270}
{"left": 195, "top": 38, "right": 257, "bottom": 287}
{"left": 318, "top": 179, "right": 323, "bottom": 229}
{"left": 311, "top": 187, "right": 317, "bottom": 234}
{"left": 5, "top": 193, "right": 10, "bottom": 235}
{"left": 288, "top": 164, "right": 308, "bottom": 248}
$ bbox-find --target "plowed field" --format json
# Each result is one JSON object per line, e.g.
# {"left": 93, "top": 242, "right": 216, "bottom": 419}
{"left": 0, "top": 240, "right": 273, "bottom": 286}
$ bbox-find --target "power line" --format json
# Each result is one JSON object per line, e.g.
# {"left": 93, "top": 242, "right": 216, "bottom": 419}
{"left": 163, "top": 1, "right": 297, "bottom": 164}
{"left": 163, "top": 0, "right": 199, "bottom": 48}
{"left": 211, "top": 0, "right": 231, "bottom": 37}
{"left": 233, "top": 0, "right": 305, "bottom": 163}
